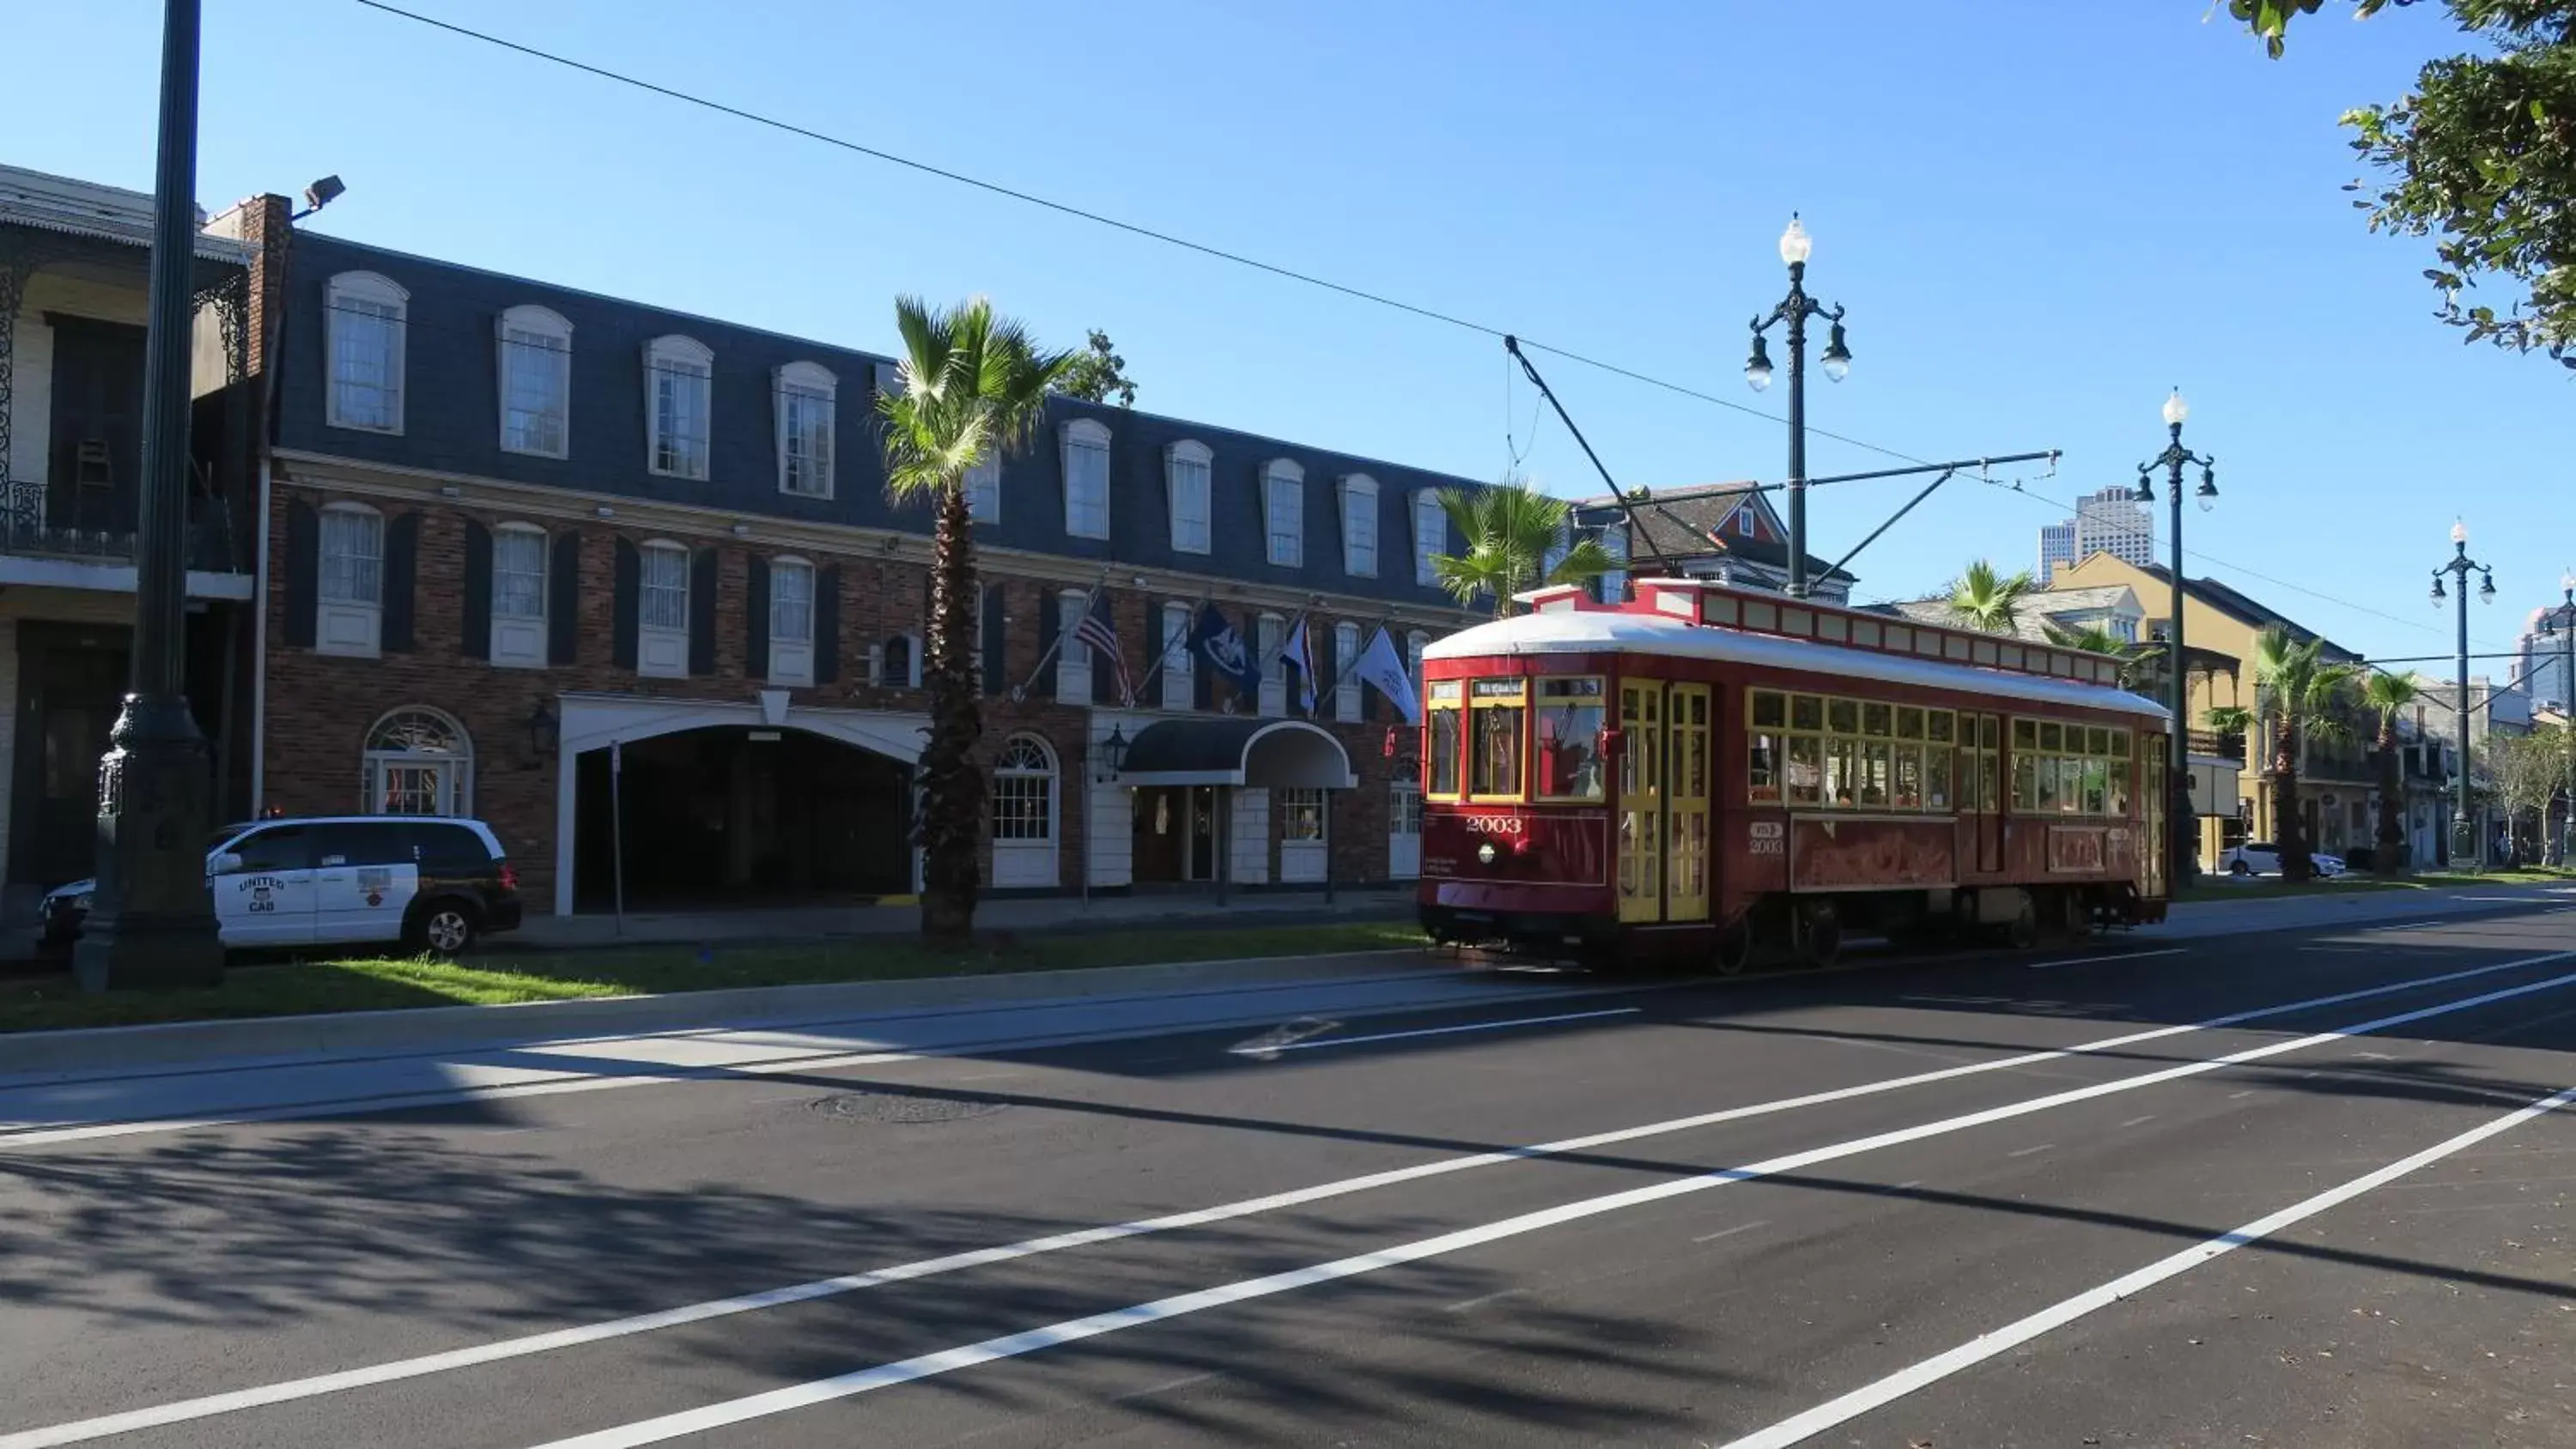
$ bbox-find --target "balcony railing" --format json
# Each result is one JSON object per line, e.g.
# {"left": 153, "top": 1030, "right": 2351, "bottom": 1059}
{"left": 2, "top": 476, "right": 246, "bottom": 575}
{"left": 2187, "top": 729, "right": 2247, "bottom": 763}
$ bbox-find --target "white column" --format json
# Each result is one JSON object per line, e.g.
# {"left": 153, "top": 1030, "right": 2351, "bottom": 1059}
{"left": 550, "top": 723, "right": 579, "bottom": 917}
{"left": 1231, "top": 787, "right": 1271, "bottom": 885}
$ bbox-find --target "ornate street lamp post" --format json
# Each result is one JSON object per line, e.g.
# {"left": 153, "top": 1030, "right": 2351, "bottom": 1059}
{"left": 2429, "top": 519, "right": 2496, "bottom": 868}
{"left": 77, "top": 0, "right": 223, "bottom": 991}
{"left": 2134, "top": 389, "right": 2217, "bottom": 887}
{"left": 1744, "top": 214, "right": 1852, "bottom": 599}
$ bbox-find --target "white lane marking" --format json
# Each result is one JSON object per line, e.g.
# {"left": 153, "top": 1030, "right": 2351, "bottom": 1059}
{"left": 2367, "top": 921, "right": 2448, "bottom": 932}
{"left": 2006, "top": 1143, "right": 2052, "bottom": 1158}
{"left": 1692, "top": 1221, "right": 1769, "bottom": 1244}
{"left": 1440, "top": 1288, "right": 1525, "bottom": 1313}
{"left": 1230, "top": 1007, "right": 1639, "bottom": 1056}
{"left": 2119, "top": 1115, "right": 2156, "bottom": 1129}
{"left": 1716, "top": 1082, "right": 2576, "bottom": 1449}
{"left": 498, "top": 961, "right": 2576, "bottom": 1449}
{"left": 15, "top": 948, "right": 2569, "bottom": 1449}
{"left": 1224, "top": 1018, "right": 1344, "bottom": 1056}
{"left": 2025, "top": 948, "right": 2189, "bottom": 972}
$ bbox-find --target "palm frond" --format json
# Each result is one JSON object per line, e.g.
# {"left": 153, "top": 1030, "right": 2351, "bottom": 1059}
{"left": 1945, "top": 559, "right": 2037, "bottom": 634}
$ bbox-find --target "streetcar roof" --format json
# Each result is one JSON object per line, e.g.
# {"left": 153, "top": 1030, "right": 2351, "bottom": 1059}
{"left": 1423, "top": 609, "right": 2170, "bottom": 721}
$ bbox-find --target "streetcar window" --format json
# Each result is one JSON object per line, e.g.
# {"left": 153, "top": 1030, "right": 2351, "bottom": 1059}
{"left": 1827, "top": 698, "right": 1860, "bottom": 735}
{"left": 1790, "top": 694, "right": 1824, "bottom": 731}
{"left": 1749, "top": 731, "right": 1782, "bottom": 803}
{"left": 1430, "top": 680, "right": 1463, "bottom": 704}
{"left": 1862, "top": 701, "right": 1893, "bottom": 738}
{"left": 2014, "top": 751, "right": 2039, "bottom": 811}
{"left": 2111, "top": 729, "right": 2131, "bottom": 759}
{"left": 1751, "top": 691, "right": 1786, "bottom": 730}
{"left": 1428, "top": 707, "right": 1461, "bottom": 797}
{"left": 2038, "top": 721, "right": 2064, "bottom": 752}
{"left": 2012, "top": 718, "right": 2037, "bottom": 750}
{"left": 1469, "top": 681, "right": 1526, "bottom": 799}
{"left": 2081, "top": 757, "right": 2110, "bottom": 815}
{"left": 1925, "top": 745, "right": 1953, "bottom": 811}
{"left": 2111, "top": 758, "right": 2131, "bottom": 816}
{"left": 1926, "top": 710, "right": 1954, "bottom": 744}
{"left": 1534, "top": 677, "right": 1606, "bottom": 801}
{"left": 1893, "top": 744, "right": 1923, "bottom": 809}
{"left": 1982, "top": 716, "right": 2002, "bottom": 749}
{"left": 1787, "top": 736, "right": 1822, "bottom": 804}
{"left": 1896, "top": 706, "right": 1924, "bottom": 741}
{"left": 1860, "top": 741, "right": 1892, "bottom": 807}
{"left": 1825, "top": 737, "right": 1859, "bottom": 806}
{"left": 2087, "top": 727, "right": 2111, "bottom": 756}
{"left": 1743, "top": 600, "right": 1778, "bottom": 632}
{"left": 2034, "top": 753, "right": 2060, "bottom": 811}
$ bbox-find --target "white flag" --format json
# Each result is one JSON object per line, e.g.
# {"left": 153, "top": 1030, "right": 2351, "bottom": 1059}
{"left": 1352, "top": 627, "right": 1422, "bottom": 724}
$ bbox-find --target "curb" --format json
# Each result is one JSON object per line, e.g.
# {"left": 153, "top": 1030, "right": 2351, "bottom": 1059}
{"left": 0, "top": 948, "right": 1444, "bottom": 1082}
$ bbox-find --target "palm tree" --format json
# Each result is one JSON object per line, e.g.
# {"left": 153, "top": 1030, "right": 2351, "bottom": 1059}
{"left": 2249, "top": 625, "right": 2363, "bottom": 882}
{"left": 1431, "top": 478, "right": 1619, "bottom": 618}
{"left": 2360, "top": 670, "right": 2423, "bottom": 875}
{"left": 1945, "top": 561, "right": 2037, "bottom": 634}
{"left": 877, "top": 296, "right": 1074, "bottom": 943}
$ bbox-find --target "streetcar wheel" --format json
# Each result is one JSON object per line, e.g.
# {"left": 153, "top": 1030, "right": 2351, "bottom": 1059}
{"left": 1713, "top": 918, "right": 1755, "bottom": 977}
{"left": 2062, "top": 892, "right": 2094, "bottom": 941}
{"left": 2004, "top": 894, "right": 2040, "bottom": 951}
{"left": 1793, "top": 903, "right": 1842, "bottom": 970}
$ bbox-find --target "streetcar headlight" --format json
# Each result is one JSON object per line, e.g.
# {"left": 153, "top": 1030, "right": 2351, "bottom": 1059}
{"left": 1478, "top": 842, "right": 1498, "bottom": 866}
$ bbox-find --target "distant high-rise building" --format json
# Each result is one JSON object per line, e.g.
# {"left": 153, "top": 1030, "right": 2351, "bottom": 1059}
{"left": 2519, "top": 600, "right": 2576, "bottom": 708}
{"left": 2038, "top": 487, "right": 2155, "bottom": 582}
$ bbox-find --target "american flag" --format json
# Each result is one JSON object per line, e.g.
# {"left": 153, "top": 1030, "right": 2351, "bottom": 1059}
{"left": 1073, "top": 609, "right": 1133, "bottom": 704}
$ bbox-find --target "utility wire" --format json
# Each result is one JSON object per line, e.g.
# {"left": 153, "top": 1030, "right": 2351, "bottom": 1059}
{"left": 345, "top": 0, "right": 2506, "bottom": 653}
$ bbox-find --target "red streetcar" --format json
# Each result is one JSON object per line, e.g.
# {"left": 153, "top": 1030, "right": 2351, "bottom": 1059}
{"left": 1413, "top": 578, "right": 2172, "bottom": 971}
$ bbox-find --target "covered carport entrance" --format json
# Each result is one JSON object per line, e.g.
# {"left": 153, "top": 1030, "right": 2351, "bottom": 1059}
{"left": 1114, "top": 718, "right": 1355, "bottom": 895}
{"left": 551, "top": 693, "right": 929, "bottom": 917}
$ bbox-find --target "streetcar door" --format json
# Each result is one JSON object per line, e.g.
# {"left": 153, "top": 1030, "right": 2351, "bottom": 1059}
{"left": 1973, "top": 712, "right": 2004, "bottom": 874}
{"left": 1617, "top": 680, "right": 1665, "bottom": 923}
{"left": 1665, "top": 682, "right": 1711, "bottom": 922}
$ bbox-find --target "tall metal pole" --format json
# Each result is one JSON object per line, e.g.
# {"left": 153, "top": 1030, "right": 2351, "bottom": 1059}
{"left": 2561, "top": 584, "right": 2574, "bottom": 866}
{"left": 1784, "top": 274, "right": 1808, "bottom": 599}
{"left": 76, "top": 0, "right": 223, "bottom": 991}
{"left": 2454, "top": 542, "right": 2476, "bottom": 869}
{"left": 2166, "top": 452, "right": 2191, "bottom": 885}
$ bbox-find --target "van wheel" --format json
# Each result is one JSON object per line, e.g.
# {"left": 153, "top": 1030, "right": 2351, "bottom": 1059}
{"left": 408, "top": 899, "right": 478, "bottom": 957}
{"left": 2229, "top": 859, "right": 2251, "bottom": 877}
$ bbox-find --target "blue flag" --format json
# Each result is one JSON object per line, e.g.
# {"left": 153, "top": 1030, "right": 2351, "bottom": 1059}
{"left": 1188, "top": 603, "right": 1263, "bottom": 696}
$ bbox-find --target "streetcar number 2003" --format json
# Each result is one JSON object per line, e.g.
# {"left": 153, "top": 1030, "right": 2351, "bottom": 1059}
{"left": 1748, "top": 821, "right": 1785, "bottom": 856}
{"left": 1463, "top": 816, "right": 1524, "bottom": 835}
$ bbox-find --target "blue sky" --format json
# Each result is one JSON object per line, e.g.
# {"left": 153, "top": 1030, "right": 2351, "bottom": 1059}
{"left": 10, "top": 0, "right": 2570, "bottom": 668}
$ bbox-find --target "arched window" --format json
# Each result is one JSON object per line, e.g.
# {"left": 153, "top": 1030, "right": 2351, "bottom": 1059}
{"left": 1413, "top": 488, "right": 1447, "bottom": 586}
{"left": 1339, "top": 473, "right": 1378, "bottom": 577}
{"left": 364, "top": 707, "right": 471, "bottom": 817}
{"left": 1334, "top": 620, "right": 1363, "bottom": 722}
{"left": 325, "top": 271, "right": 407, "bottom": 433}
{"left": 316, "top": 501, "right": 384, "bottom": 657}
{"left": 1166, "top": 440, "right": 1212, "bottom": 553}
{"left": 645, "top": 335, "right": 713, "bottom": 479}
{"left": 991, "top": 735, "right": 1058, "bottom": 849}
{"left": 775, "top": 361, "right": 836, "bottom": 498}
{"left": 1060, "top": 418, "right": 1110, "bottom": 538}
{"left": 497, "top": 304, "right": 571, "bottom": 458}
{"left": 1264, "top": 458, "right": 1304, "bottom": 567}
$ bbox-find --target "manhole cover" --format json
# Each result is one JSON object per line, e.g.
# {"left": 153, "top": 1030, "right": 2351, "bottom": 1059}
{"left": 807, "top": 1092, "right": 1009, "bottom": 1125}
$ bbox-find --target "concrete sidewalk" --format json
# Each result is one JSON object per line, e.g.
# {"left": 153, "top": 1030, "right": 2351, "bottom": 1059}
{"left": 510, "top": 887, "right": 1414, "bottom": 950}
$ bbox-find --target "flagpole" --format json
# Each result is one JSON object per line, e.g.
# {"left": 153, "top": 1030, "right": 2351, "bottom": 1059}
{"left": 1127, "top": 588, "right": 1213, "bottom": 702}
{"left": 1008, "top": 565, "right": 1115, "bottom": 701}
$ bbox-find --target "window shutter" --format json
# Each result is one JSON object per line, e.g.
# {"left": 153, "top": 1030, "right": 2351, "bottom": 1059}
{"left": 1314, "top": 624, "right": 1336, "bottom": 714}
{"left": 1091, "top": 593, "right": 1116, "bottom": 705}
{"left": 688, "top": 546, "right": 719, "bottom": 676}
{"left": 744, "top": 555, "right": 770, "bottom": 682}
{"left": 981, "top": 583, "right": 1006, "bottom": 696}
{"left": 283, "top": 499, "right": 319, "bottom": 648}
{"left": 815, "top": 564, "right": 841, "bottom": 684}
{"left": 460, "top": 519, "right": 493, "bottom": 661}
{"left": 1042, "top": 590, "right": 1065, "bottom": 699}
{"left": 382, "top": 512, "right": 419, "bottom": 652}
{"left": 611, "top": 537, "right": 640, "bottom": 670}
{"left": 1192, "top": 615, "right": 1213, "bottom": 711}
{"left": 548, "top": 532, "right": 580, "bottom": 665}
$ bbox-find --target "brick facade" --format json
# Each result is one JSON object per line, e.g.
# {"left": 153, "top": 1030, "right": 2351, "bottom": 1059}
{"left": 260, "top": 470, "right": 1425, "bottom": 910}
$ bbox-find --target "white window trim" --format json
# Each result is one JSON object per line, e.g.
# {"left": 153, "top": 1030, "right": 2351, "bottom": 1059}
{"left": 495, "top": 304, "right": 571, "bottom": 459}
{"left": 769, "top": 555, "right": 817, "bottom": 686}
{"left": 1406, "top": 628, "right": 1429, "bottom": 694}
{"left": 1333, "top": 621, "right": 1362, "bottom": 722}
{"left": 1339, "top": 473, "right": 1378, "bottom": 578}
{"left": 315, "top": 501, "right": 384, "bottom": 658}
{"left": 361, "top": 706, "right": 473, "bottom": 817}
{"left": 489, "top": 522, "right": 550, "bottom": 669}
{"left": 991, "top": 734, "right": 1061, "bottom": 888}
{"left": 1056, "top": 588, "right": 1093, "bottom": 700}
{"left": 965, "top": 454, "right": 1001, "bottom": 524}
{"left": 637, "top": 538, "right": 691, "bottom": 678}
{"left": 1160, "top": 601, "right": 1194, "bottom": 711}
{"left": 645, "top": 335, "right": 714, "bottom": 481}
{"left": 1263, "top": 459, "right": 1304, "bottom": 568}
{"left": 325, "top": 271, "right": 408, "bottom": 434}
{"left": 775, "top": 361, "right": 836, "bottom": 500}
{"left": 1413, "top": 488, "right": 1445, "bottom": 586}
{"left": 1061, "top": 418, "right": 1112, "bottom": 540}
{"left": 1166, "top": 439, "right": 1212, "bottom": 555}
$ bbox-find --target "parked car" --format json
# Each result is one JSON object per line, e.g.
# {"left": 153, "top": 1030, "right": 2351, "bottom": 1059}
{"left": 2220, "top": 841, "right": 2346, "bottom": 878}
{"left": 40, "top": 815, "right": 522, "bottom": 957}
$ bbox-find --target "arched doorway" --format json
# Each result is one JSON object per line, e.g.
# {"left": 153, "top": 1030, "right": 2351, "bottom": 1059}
{"left": 990, "top": 734, "right": 1060, "bottom": 889}
{"left": 573, "top": 724, "right": 914, "bottom": 910}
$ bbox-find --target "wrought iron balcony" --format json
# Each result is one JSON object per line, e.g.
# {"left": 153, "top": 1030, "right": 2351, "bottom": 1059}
{"left": 2186, "top": 728, "right": 2246, "bottom": 763}
{"left": 1, "top": 475, "right": 247, "bottom": 577}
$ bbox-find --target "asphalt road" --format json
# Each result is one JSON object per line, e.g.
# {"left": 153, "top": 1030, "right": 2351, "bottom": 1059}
{"left": 4, "top": 901, "right": 2575, "bottom": 1447}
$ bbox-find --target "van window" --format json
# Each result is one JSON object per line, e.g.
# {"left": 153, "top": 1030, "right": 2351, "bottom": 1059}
{"left": 409, "top": 822, "right": 494, "bottom": 874}
{"left": 228, "top": 826, "right": 312, "bottom": 874}
{"left": 312, "top": 822, "right": 413, "bottom": 867}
